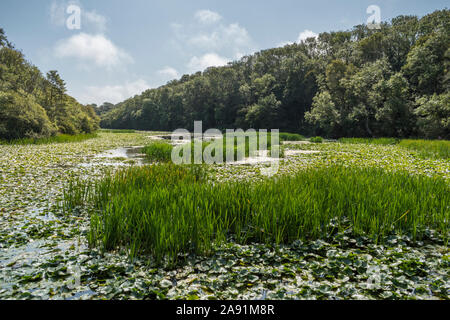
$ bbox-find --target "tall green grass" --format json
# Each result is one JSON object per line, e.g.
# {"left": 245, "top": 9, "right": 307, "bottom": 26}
{"left": 338, "top": 138, "right": 449, "bottom": 159}
{"left": 279, "top": 132, "right": 305, "bottom": 141}
{"left": 100, "top": 129, "right": 136, "bottom": 134}
{"left": 63, "top": 164, "right": 449, "bottom": 263}
{"left": 0, "top": 133, "right": 98, "bottom": 145}
{"left": 142, "top": 141, "right": 173, "bottom": 162}
{"left": 338, "top": 138, "right": 399, "bottom": 145}
{"left": 399, "top": 139, "right": 449, "bottom": 159}
{"left": 310, "top": 136, "right": 324, "bottom": 143}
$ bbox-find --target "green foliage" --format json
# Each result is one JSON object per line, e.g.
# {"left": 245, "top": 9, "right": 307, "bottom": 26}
{"left": 100, "top": 10, "right": 448, "bottom": 140}
{"left": 142, "top": 141, "right": 174, "bottom": 162}
{"left": 100, "top": 129, "right": 136, "bottom": 133}
{"left": 338, "top": 137, "right": 449, "bottom": 159}
{"left": 0, "top": 133, "right": 98, "bottom": 145}
{"left": 398, "top": 139, "right": 450, "bottom": 159}
{"left": 305, "top": 91, "right": 339, "bottom": 136}
{"left": 0, "top": 91, "right": 56, "bottom": 140}
{"left": 310, "top": 137, "right": 324, "bottom": 143}
{"left": 414, "top": 93, "right": 449, "bottom": 139}
{"left": 0, "top": 30, "right": 99, "bottom": 140}
{"left": 339, "top": 138, "right": 399, "bottom": 145}
{"left": 279, "top": 132, "right": 306, "bottom": 141}
{"left": 63, "top": 164, "right": 449, "bottom": 263}
{"left": 375, "top": 73, "right": 415, "bottom": 137}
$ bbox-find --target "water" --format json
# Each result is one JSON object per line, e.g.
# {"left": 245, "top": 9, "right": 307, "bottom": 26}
{"left": 79, "top": 147, "right": 148, "bottom": 168}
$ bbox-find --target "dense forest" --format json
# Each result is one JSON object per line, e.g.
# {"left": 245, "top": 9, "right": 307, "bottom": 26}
{"left": 0, "top": 29, "right": 99, "bottom": 140}
{"left": 101, "top": 10, "right": 449, "bottom": 139}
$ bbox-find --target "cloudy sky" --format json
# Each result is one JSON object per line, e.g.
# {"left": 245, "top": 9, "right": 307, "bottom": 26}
{"left": 0, "top": 0, "right": 447, "bottom": 105}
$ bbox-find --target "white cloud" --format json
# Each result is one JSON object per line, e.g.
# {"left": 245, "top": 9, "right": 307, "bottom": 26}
{"left": 194, "top": 10, "right": 222, "bottom": 24}
{"left": 276, "top": 30, "right": 319, "bottom": 48}
{"left": 297, "top": 30, "right": 318, "bottom": 43}
{"left": 188, "top": 53, "right": 229, "bottom": 72}
{"left": 171, "top": 15, "right": 255, "bottom": 70}
{"left": 84, "top": 10, "right": 107, "bottom": 33}
{"left": 54, "top": 33, "right": 133, "bottom": 69}
{"left": 80, "top": 79, "right": 150, "bottom": 105}
{"left": 187, "top": 23, "right": 252, "bottom": 54}
{"left": 50, "top": 1, "right": 67, "bottom": 26}
{"left": 276, "top": 41, "right": 294, "bottom": 48}
{"left": 158, "top": 67, "right": 179, "bottom": 80}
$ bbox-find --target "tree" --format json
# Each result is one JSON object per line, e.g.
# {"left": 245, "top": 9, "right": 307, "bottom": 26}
{"left": 97, "top": 10, "right": 449, "bottom": 140}
{"left": 375, "top": 73, "right": 414, "bottom": 137}
{"left": 0, "top": 91, "right": 56, "bottom": 140}
{"left": 0, "top": 30, "right": 99, "bottom": 139}
{"left": 344, "top": 59, "right": 392, "bottom": 137}
{"left": 245, "top": 94, "right": 281, "bottom": 129}
{"left": 305, "top": 91, "right": 340, "bottom": 137}
{"left": 414, "top": 93, "right": 449, "bottom": 139}
{"left": 403, "top": 30, "right": 449, "bottom": 95}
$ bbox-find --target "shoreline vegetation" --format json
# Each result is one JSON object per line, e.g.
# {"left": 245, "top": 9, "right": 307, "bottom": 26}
{"left": 0, "top": 29, "right": 100, "bottom": 141}
{"left": 0, "top": 133, "right": 99, "bottom": 145}
{"left": 339, "top": 138, "right": 450, "bottom": 159}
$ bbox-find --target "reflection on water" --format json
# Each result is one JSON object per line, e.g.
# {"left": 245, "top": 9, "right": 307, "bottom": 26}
{"left": 95, "top": 147, "right": 144, "bottom": 159}
{"left": 79, "top": 147, "right": 148, "bottom": 168}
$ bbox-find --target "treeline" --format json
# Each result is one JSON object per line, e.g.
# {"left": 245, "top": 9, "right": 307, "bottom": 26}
{"left": 0, "top": 29, "right": 99, "bottom": 140}
{"left": 101, "top": 10, "right": 449, "bottom": 139}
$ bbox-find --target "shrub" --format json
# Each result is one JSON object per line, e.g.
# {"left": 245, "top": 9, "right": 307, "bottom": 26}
{"left": 142, "top": 141, "right": 174, "bottom": 162}
{"left": 0, "top": 91, "right": 56, "bottom": 140}
{"left": 310, "top": 136, "right": 324, "bottom": 143}
{"left": 279, "top": 132, "right": 306, "bottom": 141}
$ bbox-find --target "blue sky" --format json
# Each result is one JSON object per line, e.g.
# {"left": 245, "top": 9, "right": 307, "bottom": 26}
{"left": 0, "top": 0, "right": 448, "bottom": 105}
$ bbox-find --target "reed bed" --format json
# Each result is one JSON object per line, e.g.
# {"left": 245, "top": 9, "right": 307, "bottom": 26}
{"left": 279, "top": 132, "right": 306, "bottom": 141}
{"left": 339, "top": 138, "right": 449, "bottom": 159}
{"left": 0, "top": 133, "right": 98, "bottom": 145}
{"left": 399, "top": 139, "right": 449, "bottom": 159}
{"left": 338, "top": 138, "right": 399, "bottom": 145}
{"left": 310, "top": 137, "right": 324, "bottom": 143}
{"left": 100, "top": 129, "right": 136, "bottom": 134}
{"left": 62, "top": 164, "right": 449, "bottom": 263}
{"left": 142, "top": 141, "right": 173, "bottom": 162}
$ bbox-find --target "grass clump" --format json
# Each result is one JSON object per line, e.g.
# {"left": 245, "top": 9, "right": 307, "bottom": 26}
{"left": 279, "top": 132, "right": 305, "bottom": 141}
{"left": 339, "top": 138, "right": 398, "bottom": 145}
{"left": 100, "top": 129, "right": 136, "bottom": 134}
{"left": 142, "top": 141, "right": 173, "bottom": 162}
{"left": 338, "top": 138, "right": 449, "bottom": 159}
{"left": 310, "top": 136, "right": 324, "bottom": 143}
{"left": 64, "top": 164, "right": 449, "bottom": 264}
{"left": 0, "top": 133, "right": 98, "bottom": 145}
{"left": 399, "top": 139, "right": 449, "bottom": 159}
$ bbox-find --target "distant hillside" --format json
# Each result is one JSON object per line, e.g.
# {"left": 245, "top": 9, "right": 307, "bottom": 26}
{"left": 0, "top": 29, "right": 99, "bottom": 140}
{"left": 101, "top": 9, "right": 449, "bottom": 139}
